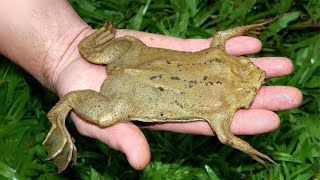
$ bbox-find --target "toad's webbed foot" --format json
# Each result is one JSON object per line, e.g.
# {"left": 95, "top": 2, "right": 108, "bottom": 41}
{"left": 43, "top": 100, "right": 76, "bottom": 173}
{"left": 43, "top": 90, "right": 126, "bottom": 172}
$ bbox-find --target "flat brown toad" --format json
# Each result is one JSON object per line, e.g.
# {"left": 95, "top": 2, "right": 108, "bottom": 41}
{"left": 43, "top": 21, "right": 275, "bottom": 173}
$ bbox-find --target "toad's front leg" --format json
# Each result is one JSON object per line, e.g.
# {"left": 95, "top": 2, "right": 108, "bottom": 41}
{"left": 206, "top": 112, "right": 276, "bottom": 172}
{"left": 43, "top": 90, "right": 128, "bottom": 173}
{"left": 210, "top": 21, "right": 271, "bottom": 50}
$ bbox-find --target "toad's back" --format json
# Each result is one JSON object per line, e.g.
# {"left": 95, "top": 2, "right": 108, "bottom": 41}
{"left": 100, "top": 47, "right": 265, "bottom": 122}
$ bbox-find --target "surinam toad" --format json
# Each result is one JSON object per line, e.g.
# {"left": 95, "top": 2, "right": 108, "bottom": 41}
{"left": 43, "top": 21, "right": 276, "bottom": 173}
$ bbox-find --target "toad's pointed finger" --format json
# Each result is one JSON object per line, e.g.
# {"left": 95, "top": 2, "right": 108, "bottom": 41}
{"left": 143, "top": 109, "right": 280, "bottom": 136}
{"left": 250, "top": 57, "right": 293, "bottom": 78}
{"left": 251, "top": 86, "right": 302, "bottom": 111}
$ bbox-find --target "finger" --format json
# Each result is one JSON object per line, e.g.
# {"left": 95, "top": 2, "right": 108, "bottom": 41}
{"left": 116, "top": 30, "right": 261, "bottom": 55}
{"left": 71, "top": 113, "right": 151, "bottom": 170}
{"left": 225, "top": 36, "right": 262, "bottom": 56}
{"left": 250, "top": 57, "right": 293, "bottom": 78}
{"left": 143, "top": 109, "right": 279, "bottom": 136}
{"left": 251, "top": 86, "right": 302, "bottom": 111}
{"left": 232, "top": 109, "right": 280, "bottom": 135}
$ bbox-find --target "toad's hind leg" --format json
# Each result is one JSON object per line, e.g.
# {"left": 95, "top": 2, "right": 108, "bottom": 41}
{"left": 206, "top": 113, "right": 276, "bottom": 171}
{"left": 210, "top": 21, "right": 271, "bottom": 50}
{"left": 43, "top": 90, "right": 124, "bottom": 173}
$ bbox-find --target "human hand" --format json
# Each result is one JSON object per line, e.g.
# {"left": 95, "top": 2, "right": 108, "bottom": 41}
{"left": 53, "top": 28, "right": 302, "bottom": 170}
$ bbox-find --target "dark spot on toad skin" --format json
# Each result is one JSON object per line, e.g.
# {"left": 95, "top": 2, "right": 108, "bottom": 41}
{"left": 170, "top": 76, "right": 180, "bottom": 80}
{"left": 174, "top": 100, "right": 184, "bottom": 109}
{"left": 188, "top": 80, "right": 198, "bottom": 88}
{"left": 208, "top": 82, "right": 214, "bottom": 85}
{"left": 216, "top": 81, "right": 222, "bottom": 84}
{"left": 150, "top": 75, "right": 157, "bottom": 80}
{"left": 203, "top": 76, "right": 208, "bottom": 80}
{"left": 166, "top": 61, "right": 171, "bottom": 64}
{"left": 158, "top": 87, "right": 164, "bottom": 91}
{"left": 150, "top": 74, "right": 163, "bottom": 80}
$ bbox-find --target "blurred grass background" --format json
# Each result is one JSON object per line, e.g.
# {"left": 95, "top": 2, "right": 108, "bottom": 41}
{"left": 0, "top": 0, "right": 319, "bottom": 179}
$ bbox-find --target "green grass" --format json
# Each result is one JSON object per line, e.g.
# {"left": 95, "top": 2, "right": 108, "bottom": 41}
{"left": 1, "top": 0, "right": 319, "bottom": 179}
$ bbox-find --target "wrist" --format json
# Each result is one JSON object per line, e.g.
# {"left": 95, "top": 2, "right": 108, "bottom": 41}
{"left": 0, "top": 0, "right": 93, "bottom": 91}
{"left": 45, "top": 24, "right": 92, "bottom": 91}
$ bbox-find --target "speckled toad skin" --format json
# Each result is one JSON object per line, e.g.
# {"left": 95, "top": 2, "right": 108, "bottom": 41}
{"left": 43, "top": 22, "right": 275, "bottom": 173}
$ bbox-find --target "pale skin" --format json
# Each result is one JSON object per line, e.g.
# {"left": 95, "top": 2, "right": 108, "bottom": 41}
{"left": 0, "top": 0, "right": 302, "bottom": 171}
